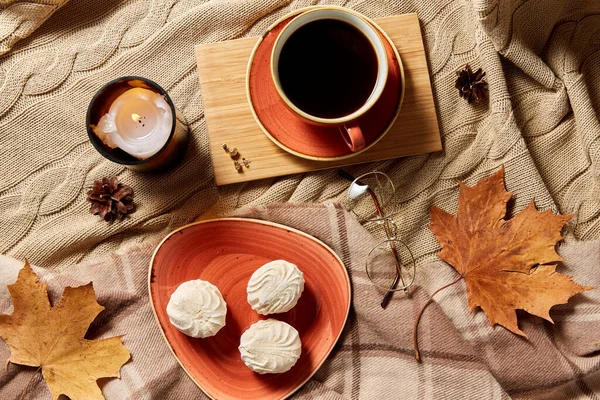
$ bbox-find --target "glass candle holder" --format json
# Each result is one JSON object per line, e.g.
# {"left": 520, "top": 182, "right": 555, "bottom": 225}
{"left": 86, "top": 76, "right": 189, "bottom": 173}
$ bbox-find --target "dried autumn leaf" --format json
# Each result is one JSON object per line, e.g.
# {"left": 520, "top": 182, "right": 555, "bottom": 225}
{"left": 0, "top": 261, "right": 130, "bottom": 400}
{"left": 414, "top": 166, "right": 593, "bottom": 360}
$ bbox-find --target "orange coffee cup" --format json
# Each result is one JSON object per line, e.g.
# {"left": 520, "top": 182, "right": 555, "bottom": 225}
{"left": 271, "top": 8, "right": 389, "bottom": 152}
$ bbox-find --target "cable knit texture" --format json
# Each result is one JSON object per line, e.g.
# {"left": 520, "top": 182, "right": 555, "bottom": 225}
{"left": 0, "top": 0, "right": 599, "bottom": 275}
{"left": 0, "top": 0, "right": 69, "bottom": 55}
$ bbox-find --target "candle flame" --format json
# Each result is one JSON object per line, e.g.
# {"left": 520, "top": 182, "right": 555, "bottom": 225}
{"left": 131, "top": 113, "right": 141, "bottom": 122}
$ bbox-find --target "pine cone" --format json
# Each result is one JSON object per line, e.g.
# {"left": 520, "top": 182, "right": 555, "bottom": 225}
{"left": 87, "top": 177, "right": 135, "bottom": 221}
{"left": 455, "top": 64, "right": 488, "bottom": 103}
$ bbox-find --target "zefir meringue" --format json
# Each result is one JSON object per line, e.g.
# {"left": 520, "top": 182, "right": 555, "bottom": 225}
{"left": 247, "top": 260, "right": 305, "bottom": 315}
{"left": 166, "top": 280, "right": 227, "bottom": 338}
{"left": 238, "top": 319, "right": 302, "bottom": 374}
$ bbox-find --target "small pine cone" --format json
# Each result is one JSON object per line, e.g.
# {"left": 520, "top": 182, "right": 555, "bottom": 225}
{"left": 87, "top": 177, "right": 135, "bottom": 221}
{"left": 455, "top": 64, "right": 488, "bottom": 104}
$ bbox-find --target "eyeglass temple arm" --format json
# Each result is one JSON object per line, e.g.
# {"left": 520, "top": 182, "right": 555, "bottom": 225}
{"left": 381, "top": 279, "right": 398, "bottom": 308}
{"left": 338, "top": 169, "right": 357, "bottom": 182}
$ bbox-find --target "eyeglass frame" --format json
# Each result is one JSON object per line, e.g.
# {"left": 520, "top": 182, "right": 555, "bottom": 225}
{"left": 339, "top": 169, "right": 416, "bottom": 308}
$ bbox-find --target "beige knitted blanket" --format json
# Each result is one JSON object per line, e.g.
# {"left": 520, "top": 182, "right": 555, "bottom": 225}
{"left": 0, "top": 0, "right": 599, "bottom": 271}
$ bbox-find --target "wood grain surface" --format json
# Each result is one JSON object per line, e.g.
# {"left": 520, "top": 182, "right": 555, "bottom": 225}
{"left": 196, "top": 13, "right": 441, "bottom": 186}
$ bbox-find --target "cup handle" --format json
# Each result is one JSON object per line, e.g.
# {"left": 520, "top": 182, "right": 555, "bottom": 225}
{"left": 338, "top": 123, "right": 366, "bottom": 152}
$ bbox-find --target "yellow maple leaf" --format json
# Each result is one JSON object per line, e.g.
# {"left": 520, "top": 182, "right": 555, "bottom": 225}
{"left": 0, "top": 261, "right": 130, "bottom": 400}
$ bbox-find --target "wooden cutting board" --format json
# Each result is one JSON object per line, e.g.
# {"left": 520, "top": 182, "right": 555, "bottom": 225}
{"left": 195, "top": 13, "right": 441, "bottom": 186}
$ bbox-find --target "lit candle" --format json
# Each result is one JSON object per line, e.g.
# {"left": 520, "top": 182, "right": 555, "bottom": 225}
{"left": 92, "top": 88, "right": 172, "bottom": 160}
{"left": 87, "top": 77, "right": 188, "bottom": 172}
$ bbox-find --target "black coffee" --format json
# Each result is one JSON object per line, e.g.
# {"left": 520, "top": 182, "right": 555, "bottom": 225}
{"left": 278, "top": 19, "right": 378, "bottom": 119}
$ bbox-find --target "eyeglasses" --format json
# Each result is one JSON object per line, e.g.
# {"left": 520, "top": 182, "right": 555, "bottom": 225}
{"left": 339, "top": 170, "right": 416, "bottom": 308}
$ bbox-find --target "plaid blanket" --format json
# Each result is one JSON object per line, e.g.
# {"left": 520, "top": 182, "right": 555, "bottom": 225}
{"left": 1, "top": 203, "right": 598, "bottom": 399}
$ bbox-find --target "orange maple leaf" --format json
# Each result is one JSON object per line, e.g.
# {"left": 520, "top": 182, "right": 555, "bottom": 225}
{"left": 0, "top": 261, "right": 130, "bottom": 400}
{"left": 414, "top": 166, "right": 593, "bottom": 360}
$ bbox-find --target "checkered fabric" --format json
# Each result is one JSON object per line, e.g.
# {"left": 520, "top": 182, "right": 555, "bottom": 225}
{"left": 1, "top": 204, "right": 598, "bottom": 399}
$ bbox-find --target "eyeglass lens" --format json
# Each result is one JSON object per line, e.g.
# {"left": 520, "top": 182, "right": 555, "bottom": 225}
{"left": 347, "top": 172, "right": 395, "bottom": 222}
{"left": 366, "top": 238, "right": 415, "bottom": 292}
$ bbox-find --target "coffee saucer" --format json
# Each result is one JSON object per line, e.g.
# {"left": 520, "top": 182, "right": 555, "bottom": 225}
{"left": 246, "top": 6, "right": 405, "bottom": 161}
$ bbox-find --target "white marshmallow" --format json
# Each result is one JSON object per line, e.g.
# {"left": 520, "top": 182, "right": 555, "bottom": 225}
{"left": 247, "top": 260, "right": 304, "bottom": 315}
{"left": 166, "top": 280, "right": 227, "bottom": 338}
{"left": 238, "top": 319, "right": 302, "bottom": 374}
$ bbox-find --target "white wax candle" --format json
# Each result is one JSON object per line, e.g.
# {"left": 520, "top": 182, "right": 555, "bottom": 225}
{"left": 92, "top": 87, "right": 172, "bottom": 160}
